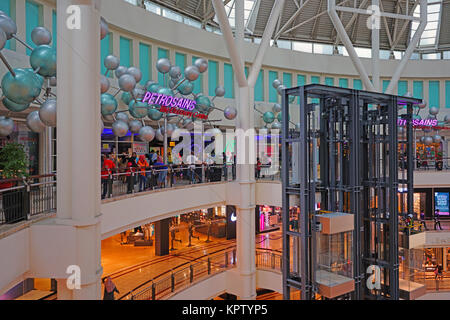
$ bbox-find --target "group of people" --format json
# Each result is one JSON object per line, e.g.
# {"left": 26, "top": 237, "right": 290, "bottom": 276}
{"left": 101, "top": 151, "right": 237, "bottom": 198}
{"left": 101, "top": 150, "right": 167, "bottom": 198}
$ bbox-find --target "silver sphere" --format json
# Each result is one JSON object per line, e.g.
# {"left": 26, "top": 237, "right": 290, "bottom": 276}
{"left": 156, "top": 128, "right": 164, "bottom": 141}
{"left": 31, "top": 27, "right": 52, "bottom": 46}
{"left": 194, "top": 58, "right": 208, "bottom": 73}
{"left": 271, "top": 122, "right": 282, "bottom": 130}
{"left": 0, "top": 116, "right": 14, "bottom": 136}
{"left": 272, "top": 103, "right": 282, "bottom": 113}
{"left": 145, "top": 80, "right": 156, "bottom": 88}
{"left": 183, "top": 118, "right": 194, "bottom": 131}
{"left": 49, "top": 76, "right": 57, "bottom": 87}
{"left": 127, "top": 67, "right": 142, "bottom": 83}
{"left": 429, "top": 106, "right": 439, "bottom": 116}
{"left": 272, "top": 79, "right": 282, "bottom": 89}
{"left": 129, "top": 119, "right": 143, "bottom": 133}
{"left": 215, "top": 86, "right": 225, "bottom": 97}
{"left": 277, "top": 85, "right": 286, "bottom": 95}
{"left": 161, "top": 123, "right": 175, "bottom": 137}
{"left": 118, "top": 74, "right": 136, "bottom": 92}
{"left": 112, "top": 120, "right": 129, "bottom": 137}
{"left": 224, "top": 106, "right": 237, "bottom": 120}
{"left": 100, "top": 75, "right": 110, "bottom": 94}
{"left": 26, "top": 110, "right": 46, "bottom": 133}
{"left": 139, "top": 126, "right": 156, "bottom": 142}
{"left": 156, "top": 58, "right": 171, "bottom": 74}
{"left": 0, "top": 28, "right": 7, "bottom": 51}
{"left": 423, "top": 136, "right": 433, "bottom": 145}
{"left": 168, "top": 79, "right": 177, "bottom": 89}
{"left": 100, "top": 17, "right": 109, "bottom": 40}
{"left": 169, "top": 66, "right": 182, "bottom": 79}
{"left": 133, "top": 86, "right": 146, "bottom": 99}
{"left": 444, "top": 115, "right": 450, "bottom": 124}
{"left": 418, "top": 100, "right": 427, "bottom": 109}
{"left": 39, "top": 99, "right": 57, "bottom": 127}
{"left": 420, "top": 136, "right": 426, "bottom": 143}
{"left": 104, "top": 55, "right": 120, "bottom": 70}
{"left": 184, "top": 65, "right": 200, "bottom": 82}
{"left": 0, "top": 15, "right": 17, "bottom": 40}
{"left": 433, "top": 135, "right": 442, "bottom": 143}
{"left": 115, "top": 66, "right": 128, "bottom": 79}
{"left": 116, "top": 112, "right": 129, "bottom": 123}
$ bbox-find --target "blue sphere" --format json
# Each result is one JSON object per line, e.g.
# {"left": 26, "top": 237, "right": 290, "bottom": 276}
{"left": 157, "top": 87, "right": 174, "bottom": 97}
{"left": 277, "top": 112, "right": 290, "bottom": 123}
{"left": 121, "top": 92, "right": 132, "bottom": 105}
{"left": 195, "top": 95, "right": 212, "bottom": 113}
{"left": 263, "top": 112, "right": 275, "bottom": 124}
{"left": 147, "top": 83, "right": 161, "bottom": 93}
{"left": 148, "top": 107, "right": 164, "bottom": 121}
{"left": 2, "top": 97, "right": 30, "bottom": 112}
{"left": 1, "top": 68, "right": 42, "bottom": 105}
{"left": 177, "top": 81, "right": 194, "bottom": 95}
{"left": 30, "top": 45, "right": 56, "bottom": 77}
{"left": 101, "top": 93, "right": 118, "bottom": 116}
{"left": 128, "top": 100, "right": 148, "bottom": 119}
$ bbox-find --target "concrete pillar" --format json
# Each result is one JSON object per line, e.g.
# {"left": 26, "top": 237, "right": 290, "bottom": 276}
{"left": 155, "top": 218, "right": 171, "bottom": 256}
{"left": 56, "top": 0, "right": 102, "bottom": 299}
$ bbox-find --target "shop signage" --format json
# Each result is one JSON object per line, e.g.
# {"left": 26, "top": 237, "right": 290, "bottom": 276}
{"left": 435, "top": 192, "right": 450, "bottom": 215}
{"left": 142, "top": 91, "right": 208, "bottom": 120}
{"left": 397, "top": 119, "right": 438, "bottom": 127}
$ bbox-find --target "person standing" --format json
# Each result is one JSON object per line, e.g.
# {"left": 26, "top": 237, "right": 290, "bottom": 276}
{"left": 103, "top": 277, "right": 119, "bottom": 300}
{"left": 137, "top": 155, "right": 149, "bottom": 192}
{"left": 102, "top": 154, "right": 116, "bottom": 199}
{"left": 256, "top": 158, "right": 262, "bottom": 179}
{"left": 434, "top": 209, "right": 443, "bottom": 230}
{"left": 186, "top": 151, "right": 199, "bottom": 184}
{"left": 222, "top": 152, "right": 227, "bottom": 181}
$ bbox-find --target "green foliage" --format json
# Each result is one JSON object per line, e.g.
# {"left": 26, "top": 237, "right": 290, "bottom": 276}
{"left": 0, "top": 143, "right": 29, "bottom": 179}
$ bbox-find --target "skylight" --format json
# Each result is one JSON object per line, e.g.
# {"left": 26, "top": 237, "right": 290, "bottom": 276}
{"left": 214, "top": 0, "right": 257, "bottom": 30}
{"left": 410, "top": 0, "right": 442, "bottom": 48}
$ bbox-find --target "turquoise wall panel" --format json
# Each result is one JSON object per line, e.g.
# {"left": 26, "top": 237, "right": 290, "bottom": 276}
{"left": 353, "top": 79, "right": 362, "bottom": 90}
{"left": 413, "top": 81, "right": 423, "bottom": 99}
{"left": 269, "top": 71, "right": 278, "bottom": 103}
{"left": 254, "top": 70, "right": 264, "bottom": 102}
{"left": 382, "top": 80, "right": 390, "bottom": 93}
{"left": 100, "top": 33, "right": 112, "bottom": 75}
{"left": 429, "top": 80, "right": 440, "bottom": 109}
{"left": 139, "top": 43, "right": 151, "bottom": 84}
{"left": 120, "top": 36, "right": 132, "bottom": 67}
{"left": 297, "top": 74, "right": 306, "bottom": 104}
{"left": 339, "top": 78, "right": 348, "bottom": 88}
{"left": 191, "top": 56, "right": 203, "bottom": 94}
{"left": 26, "top": 0, "right": 43, "bottom": 55}
{"left": 398, "top": 80, "right": 408, "bottom": 96}
{"left": 224, "top": 63, "right": 234, "bottom": 99}
{"left": 157, "top": 48, "right": 168, "bottom": 86}
{"left": 446, "top": 81, "right": 450, "bottom": 108}
{"left": 325, "top": 77, "right": 334, "bottom": 86}
{"left": 208, "top": 60, "right": 218, "bottom": 97}
{"left": 52, "top": 9, "right": 56, "bottom": 49}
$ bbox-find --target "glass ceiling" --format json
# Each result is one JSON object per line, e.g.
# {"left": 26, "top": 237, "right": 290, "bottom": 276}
{"left": 411, "top": 0, "right": 442, "bottom": 48}
{"left": 213, "top": 0, "right": 257, "bottom": 29}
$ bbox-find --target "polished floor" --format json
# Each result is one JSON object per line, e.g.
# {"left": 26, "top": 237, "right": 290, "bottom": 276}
{"left": 101, "top": 222, "right": 282, "bottom": 299}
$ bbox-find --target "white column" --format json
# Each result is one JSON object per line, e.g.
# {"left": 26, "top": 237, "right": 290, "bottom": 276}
{"left": 56, "top": 0, "right": 102, "bottom": 299}
{"left": 15, "top": 0, "right": 26, "bottom": 55}
{"left": 371, "top": 0, "right": 380, "bottom": 92}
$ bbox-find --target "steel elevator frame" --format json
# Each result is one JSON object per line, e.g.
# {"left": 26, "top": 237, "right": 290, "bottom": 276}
{"left": 281, "top": 84, "right": 420, "bottom": 300}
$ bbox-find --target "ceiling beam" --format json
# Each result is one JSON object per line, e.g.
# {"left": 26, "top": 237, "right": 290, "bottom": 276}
{"left": 379, "top": 0, "right": 393, "bottom": 47}
{"left": 334, "top": 0, "right": 369, "bottom": 45}
{"left": 391, "top": 0, "right": 420, "bottom": 50}
{"left": 310, "top": 0, "right": 324, "bottom": 39}
{"left": 273, "top": 0, "right": 313, "bottom": 40}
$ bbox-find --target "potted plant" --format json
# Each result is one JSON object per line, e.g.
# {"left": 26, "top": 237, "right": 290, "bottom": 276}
{"left": 0, "top": 142, "right": 29, "bottom": 223}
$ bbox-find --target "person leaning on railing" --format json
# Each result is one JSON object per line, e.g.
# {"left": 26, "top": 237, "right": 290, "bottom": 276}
{"left": 125, "top": 157, "right": 137, "bottom": 194}
{"left": 137, "top": 155, "right": 149, "bottom": 192}
{"left": 101, "top": 154, "right": 116, "bottom": 200}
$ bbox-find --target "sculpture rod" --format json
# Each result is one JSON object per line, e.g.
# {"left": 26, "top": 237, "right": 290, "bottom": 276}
{"left": 0, "top": 52, "right": 15, "bottom": 77}
{"left": 12, "top": 35, "right": 34, "bottom": 51}
{"left": 172, "top": 77, "right": 186, "bottom": 90}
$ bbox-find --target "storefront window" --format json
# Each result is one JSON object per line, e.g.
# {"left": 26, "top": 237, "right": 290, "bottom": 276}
{"left": 0, "top": 121, "right": 39, "bottom": 175}
{"left": 414, "top": 192, "right": 427, "bottom": 220}
{"left": 259, "top": 205, "right": 281, "bottom": 232}
{"left": 416, "top": 141, "right": 443, "bottom": 168}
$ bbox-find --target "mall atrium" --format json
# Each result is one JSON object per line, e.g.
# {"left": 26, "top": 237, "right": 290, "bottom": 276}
{"left": 0, "top": 0, "right": 450, "bottom": 301}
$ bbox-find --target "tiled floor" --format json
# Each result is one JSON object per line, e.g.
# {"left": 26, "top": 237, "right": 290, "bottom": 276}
{"left": 101, "top": 223, "right": 282, "bottom": 299}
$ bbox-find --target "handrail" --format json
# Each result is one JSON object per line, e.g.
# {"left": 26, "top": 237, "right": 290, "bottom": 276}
{"left": 120, "top": 247, "right": 282, "bottom": 300}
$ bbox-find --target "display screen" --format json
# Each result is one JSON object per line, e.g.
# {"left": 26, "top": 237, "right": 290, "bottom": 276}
{"left": 435, "top": 192, "right": 450, "bottom": 216}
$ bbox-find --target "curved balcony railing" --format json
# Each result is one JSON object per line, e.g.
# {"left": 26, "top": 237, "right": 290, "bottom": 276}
{"left": 121, "top": 247, "right": 282, "bottom": 300}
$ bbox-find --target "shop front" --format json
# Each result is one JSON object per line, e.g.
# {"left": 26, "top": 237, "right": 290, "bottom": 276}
{"left": 256, "top": 205, "right": 281, "bottom": 234}
{"left": 414, "top": 188, "right": 450, "bottom": 220}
